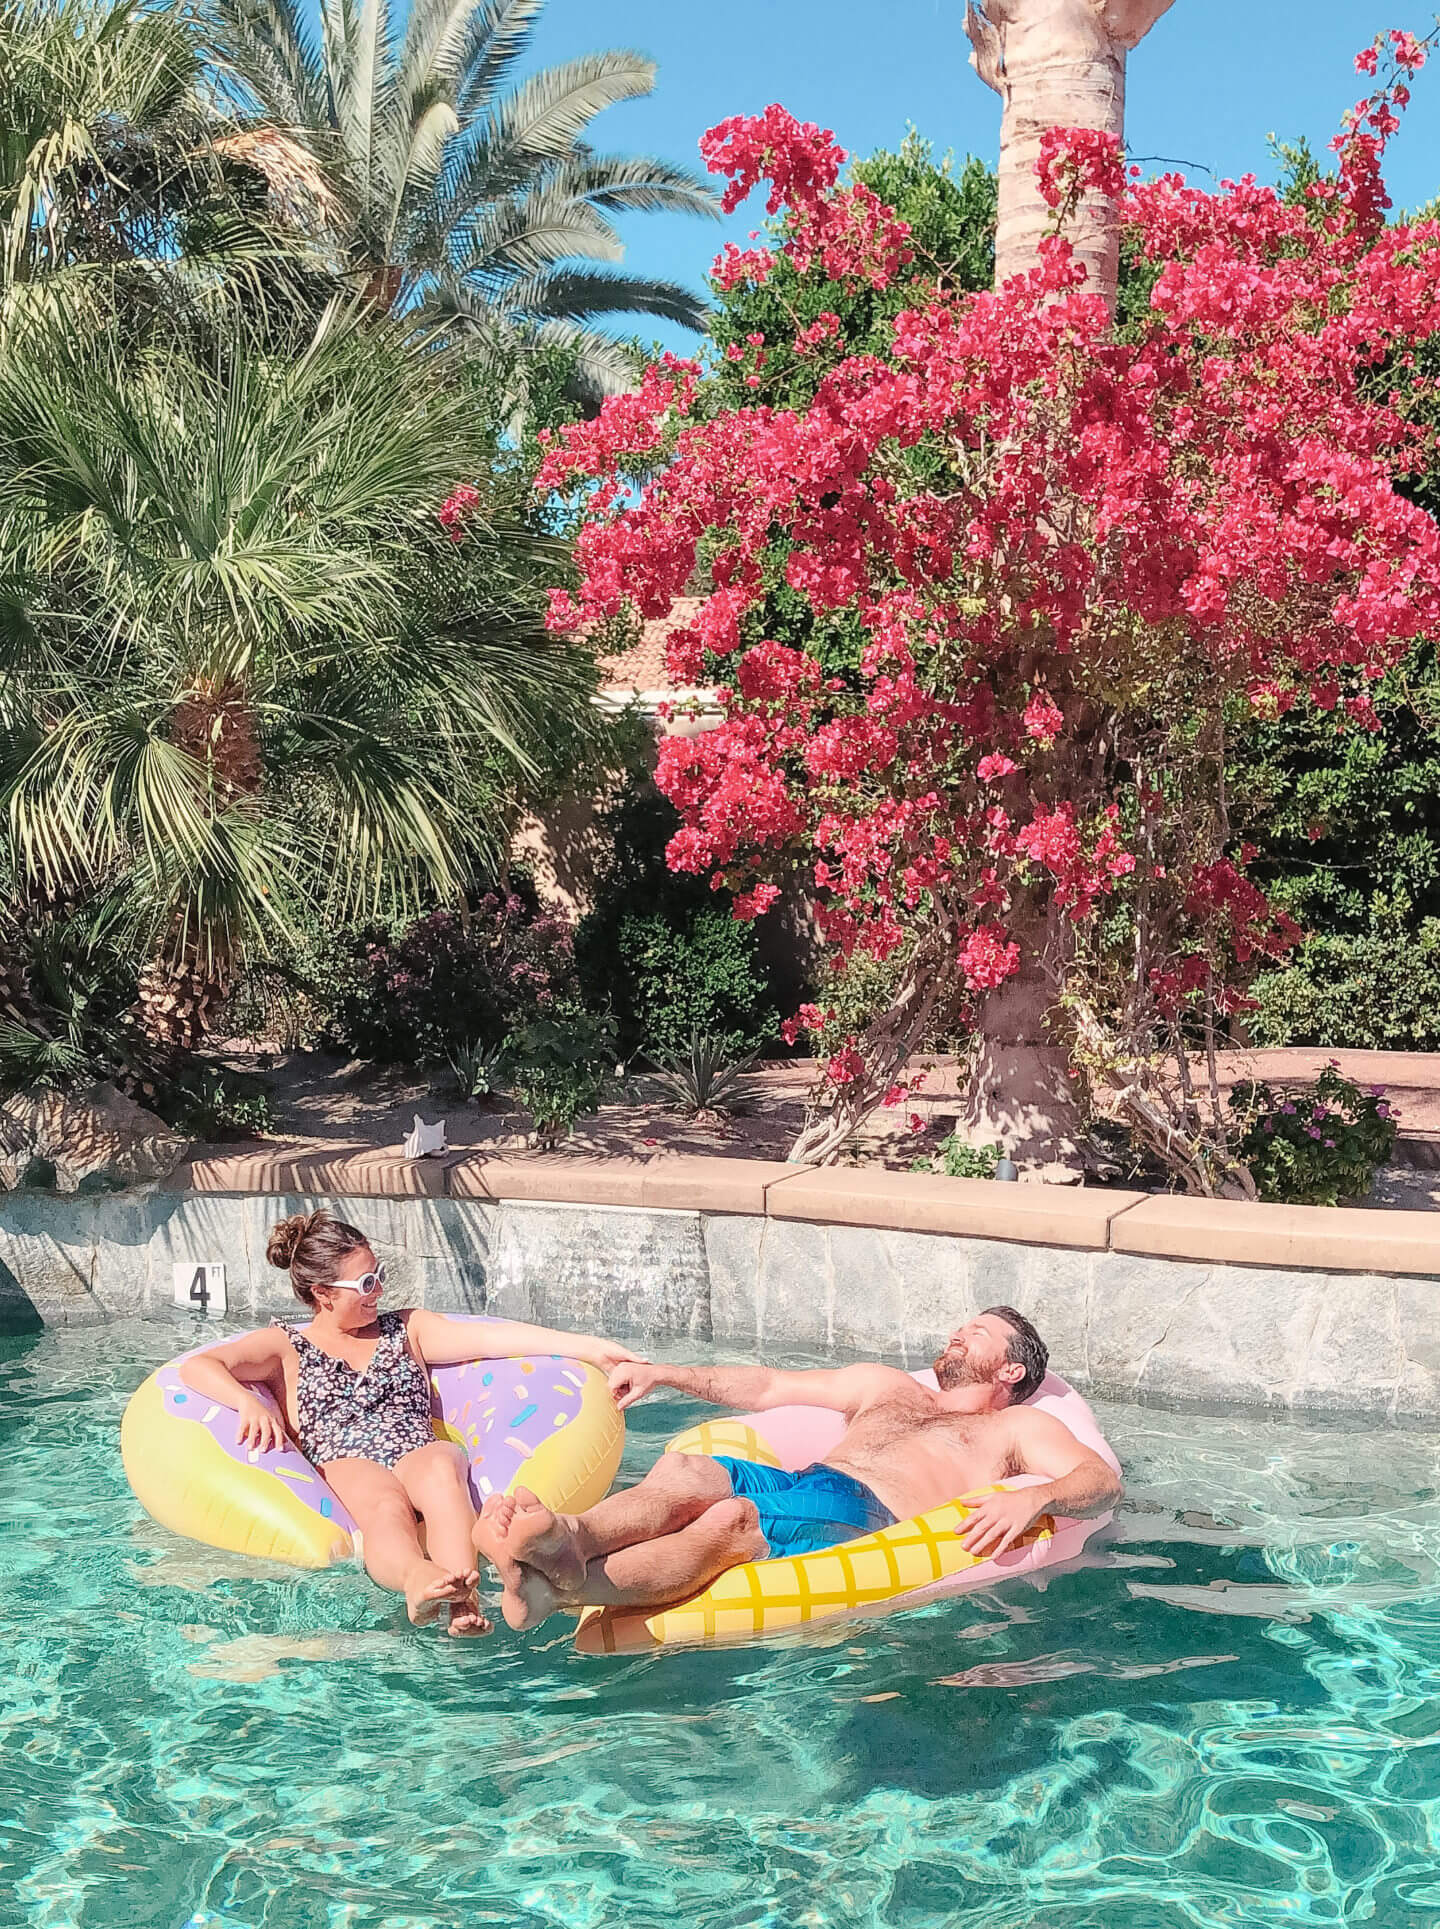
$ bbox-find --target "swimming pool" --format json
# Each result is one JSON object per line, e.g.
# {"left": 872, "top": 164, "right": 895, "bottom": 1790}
{"left": 3, "top": 1320, "right": 1439, "bottom": 1929}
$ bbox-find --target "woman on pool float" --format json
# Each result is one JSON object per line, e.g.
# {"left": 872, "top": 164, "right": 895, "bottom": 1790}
{"left": 178, "top": 1208, "right": 643, "bottom": 1636}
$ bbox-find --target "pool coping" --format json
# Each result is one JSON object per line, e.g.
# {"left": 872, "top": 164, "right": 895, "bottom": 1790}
{"left": 172, "top": 1146, "right": 1440, "bottom": 1279}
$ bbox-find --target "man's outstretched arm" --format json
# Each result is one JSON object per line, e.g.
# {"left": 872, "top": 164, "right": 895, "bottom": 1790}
{"left": 956, "top": 1409, "right": 1123, "bottom": 1558}
{"left": 608, "top": 1359, "right": 901, "bottom": 1415}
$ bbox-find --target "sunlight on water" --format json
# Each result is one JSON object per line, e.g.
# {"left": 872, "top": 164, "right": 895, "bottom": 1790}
{"left": 3, "top": 1321, "right": 1440, "bottom": 1928}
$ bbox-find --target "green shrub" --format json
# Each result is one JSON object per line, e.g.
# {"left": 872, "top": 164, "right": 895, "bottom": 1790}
{"left": 503, "top": 1011, "right": 617, "bottom": 1138}
{"left": 154, "top": 1068, "right": 274, "bottom": 1140}
{"left": 1230, "top": 1064, "right": 1397, "bottom": 1205}
{"left": 1248, "top": 919, "right": 1440, "bottom": 1051}
{"left": 1232, "top": 639, "right": 1440, "bottom": 1050}
{"left": 910, "top": 1135, "right": 1000, "bottom": 1180}
{"left": 576, "top": 784, "right": 778, "bottom": 1062}
{"left": 617, "top": 908, "right": 775, "bottom": 1064}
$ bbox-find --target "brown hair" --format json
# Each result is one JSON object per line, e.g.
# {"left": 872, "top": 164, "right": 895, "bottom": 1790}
{"left": 266, "top": 1208, "right": 370, "bottom": 1305}
{"left": 982, "top": 1305, "right": 1049, "bottom": 1405}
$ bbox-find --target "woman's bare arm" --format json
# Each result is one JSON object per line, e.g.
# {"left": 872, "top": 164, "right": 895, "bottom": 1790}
{"left": 404, "top": 1310, "right": 646, "bottom": 1374}
{"left": 177, "top": 1330, "right": 293, "bottom": 1453}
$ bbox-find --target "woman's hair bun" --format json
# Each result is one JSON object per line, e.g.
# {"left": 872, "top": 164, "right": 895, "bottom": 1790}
{"left": 267, "top": 1209, "right": 327, "bottom": 1272}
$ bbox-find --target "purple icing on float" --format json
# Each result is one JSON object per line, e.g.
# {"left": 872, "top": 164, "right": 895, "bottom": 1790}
{"left": 159, "top": 1315, "right": 595, "bottom": 1528}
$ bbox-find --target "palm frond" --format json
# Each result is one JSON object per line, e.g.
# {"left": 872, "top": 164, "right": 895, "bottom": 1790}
{"left": 493, "top": 263, "right": 708, "bottom": 328}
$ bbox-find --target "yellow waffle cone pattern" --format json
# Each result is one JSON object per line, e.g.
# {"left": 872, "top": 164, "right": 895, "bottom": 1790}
{"left": 575, "top": 1487, "right": 1054, "bottom": 1653}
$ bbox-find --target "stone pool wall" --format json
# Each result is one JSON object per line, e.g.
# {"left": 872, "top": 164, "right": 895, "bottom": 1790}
{"left": 3, "top": 1149, "right": 1440, "bottom": 1422}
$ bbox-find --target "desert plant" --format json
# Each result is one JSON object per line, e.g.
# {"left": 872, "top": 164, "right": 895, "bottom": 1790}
{"left": 652, "top": 1031, "right": 765, "bottom": 1119}
{"left": 447, "top": 1037, "right": 507, "bottom": 1102}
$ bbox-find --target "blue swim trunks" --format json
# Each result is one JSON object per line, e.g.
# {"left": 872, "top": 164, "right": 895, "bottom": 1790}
{"left": 712, "top": 1457, "right": 896, "bottom": 1558}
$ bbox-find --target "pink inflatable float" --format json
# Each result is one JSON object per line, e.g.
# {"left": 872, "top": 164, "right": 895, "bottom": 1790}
{"left": 577, "top": 1370, "right": 1118, "bottom": 1652}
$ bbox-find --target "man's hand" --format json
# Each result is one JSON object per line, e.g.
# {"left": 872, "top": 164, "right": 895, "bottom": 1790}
{"left": 955, "top": 1488, "right": 1046, "bottom": 1560}
{"left": 235, "top": 1392, "right": 286, "bottom": 1455}
{"left": 607, "top": 1361, "right": 667, "bottom": 1410}
{"left": 578, "top": 1335, "right": 650, "bottom": 1375}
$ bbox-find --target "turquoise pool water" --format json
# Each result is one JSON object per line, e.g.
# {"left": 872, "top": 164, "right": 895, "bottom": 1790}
{"left": 3, "top": 1321, "right": 1440, "bottom": 1929}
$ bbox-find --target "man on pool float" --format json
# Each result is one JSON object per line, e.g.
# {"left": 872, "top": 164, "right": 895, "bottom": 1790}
{"left": 472, "top": 1306, "right": 1122, "bottom": 1630}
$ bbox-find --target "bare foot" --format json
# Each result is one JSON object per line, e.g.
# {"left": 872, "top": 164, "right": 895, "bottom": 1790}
{"left": 473, "top": 1495, "right": 527, "bottom": 1595}
{"left": 447, "top": 1593, "right": 493, "bottom": 1638}
{"left": 501, "top": 1560, "right": 565, "bottom": 1632}
{"left": 499, "top": 1488, "right": 587, "bottom": 1595}
{"left": 405, "top": 1565, "right": 474, "bottom": 1627}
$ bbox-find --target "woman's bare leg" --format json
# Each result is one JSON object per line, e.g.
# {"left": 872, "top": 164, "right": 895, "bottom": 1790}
{"left": 323, "top": 1457, "right": 475, "bottom": 1629}
{"left": 499, "top": 1497, "right": 769, "bottom": 1631}
{"left": 394, "top": 1441, "right": 488, "bottom": 1636}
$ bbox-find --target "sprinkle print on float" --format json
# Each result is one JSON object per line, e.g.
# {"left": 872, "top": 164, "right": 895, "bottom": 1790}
{"left": 122, "top": 1320, "right": 621, "bottom": 1569}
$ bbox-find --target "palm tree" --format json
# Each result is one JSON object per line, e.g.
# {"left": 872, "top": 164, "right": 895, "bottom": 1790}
{"left": 0, "top": 294, "right": 599, "bottom": 1045}
{"left": 202, "top": 0, "right": 720, "bottom": 405}
{"left": 964, "top": 0, "right": 1176, "bottom": 308}
{"left": 0, "top": 0, "right": 273, "bottom": 306}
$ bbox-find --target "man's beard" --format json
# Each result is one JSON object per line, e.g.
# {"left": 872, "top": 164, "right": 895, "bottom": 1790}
{"left": 933, "top": 1344, "right": 994, "bottom": 1392}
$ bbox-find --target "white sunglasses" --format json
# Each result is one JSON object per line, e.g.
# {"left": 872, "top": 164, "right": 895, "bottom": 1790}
{"left": 328, "top": 1264, "right": 386, "bottom": 1295}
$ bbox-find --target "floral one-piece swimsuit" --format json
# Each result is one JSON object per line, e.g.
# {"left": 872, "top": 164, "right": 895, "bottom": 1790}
{"left": 274, "top": 1310, "right": 437, "bottom": 1468}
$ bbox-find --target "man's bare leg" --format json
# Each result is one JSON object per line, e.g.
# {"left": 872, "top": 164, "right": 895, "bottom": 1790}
{"left": 472, "top": 1453, "right": 733, "bottom": 1594}
{"left": 499, "top": 1496, "right": 769, "bottom": 1631}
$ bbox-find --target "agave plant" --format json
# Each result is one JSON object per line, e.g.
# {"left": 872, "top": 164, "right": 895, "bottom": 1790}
{"left": 202, "top": 0, "right": 720, "bottom": 404}
{"left": 0, "top": 293, "right": 600, "bottom": 1044}
{"left": 652, "top": 1032, "right": 767, "bottom": 1120}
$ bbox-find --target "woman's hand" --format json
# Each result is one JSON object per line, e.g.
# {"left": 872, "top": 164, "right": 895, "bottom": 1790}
{"left": 577, "top": 1335, "right": 650, "bottom": 1375}
{"left": 235, "top": 1393, "right": 287, "bottom": 1455}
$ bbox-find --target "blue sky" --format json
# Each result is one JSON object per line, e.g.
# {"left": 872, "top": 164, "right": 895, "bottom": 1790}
{"left": 515, "top": 0, "right": 1440, "bottom": 354}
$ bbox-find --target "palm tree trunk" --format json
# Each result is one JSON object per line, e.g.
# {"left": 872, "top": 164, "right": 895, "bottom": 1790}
{"left": 964, "top": 0, "right": 1177, "bottom": 310}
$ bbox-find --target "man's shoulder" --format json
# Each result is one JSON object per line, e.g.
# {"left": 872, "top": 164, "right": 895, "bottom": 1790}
{"left": 847, "top": 1362, "right": 927, "bottom": 1401}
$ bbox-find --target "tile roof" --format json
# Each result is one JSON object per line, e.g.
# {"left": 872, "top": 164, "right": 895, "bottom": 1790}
{"left": 596, "top": 596, "right": 707, "bottom": 695}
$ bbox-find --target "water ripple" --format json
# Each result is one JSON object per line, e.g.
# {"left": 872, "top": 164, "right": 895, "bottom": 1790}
{"left": 5, "top": 1323, "right": 1440, "bottom": 1928}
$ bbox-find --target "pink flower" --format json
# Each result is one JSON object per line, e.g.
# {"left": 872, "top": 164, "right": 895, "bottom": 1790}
{"left": 959, "top": 924, "right": 1021, "bottom": 991}
{"left": 977, "top": 752, "right": 1019, "bottom": 782}
{"left": 1023, "top": 693, "right": 1064, "bottom": 743}
{"left": 733, "top": 881, "right": 781, "bottom": 919}
{"left": 1355, "top": 46, "right": 1380, "bottom": 76}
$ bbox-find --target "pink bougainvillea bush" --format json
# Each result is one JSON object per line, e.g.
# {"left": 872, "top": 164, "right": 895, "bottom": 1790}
{"left": 539, "top": 30, "right": 1440, "bottom": 1186}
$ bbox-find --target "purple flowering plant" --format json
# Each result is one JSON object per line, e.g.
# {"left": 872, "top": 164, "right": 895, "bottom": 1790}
{"left": 1230, "top": 1062, "right": 1399, "bottom": 1205}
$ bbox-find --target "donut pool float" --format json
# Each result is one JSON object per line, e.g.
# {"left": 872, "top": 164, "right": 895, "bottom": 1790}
{"left": 576, "top": 1371, "right": 1117, "bottom": 1652}
{"left": 121, "top": 1316, "right": 623, "bottom": 1569}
